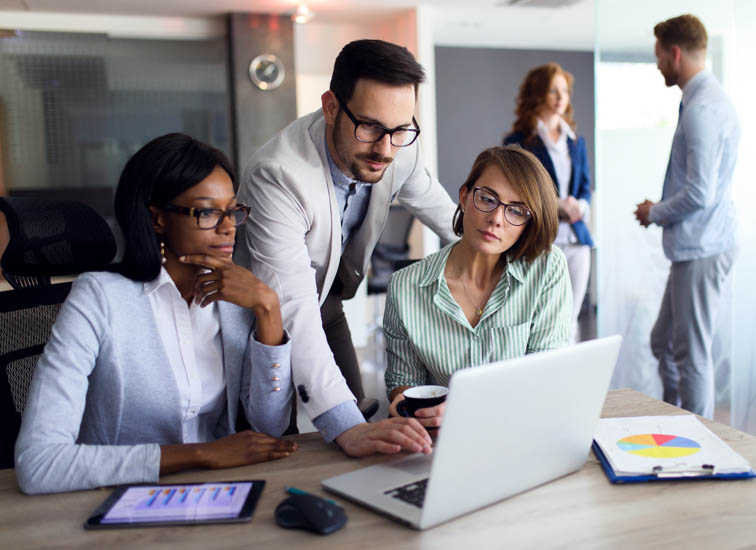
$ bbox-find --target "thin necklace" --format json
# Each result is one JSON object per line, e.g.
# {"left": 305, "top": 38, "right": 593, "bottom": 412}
{"left": 452, "top": 257, "right": 485, "bottom": 317}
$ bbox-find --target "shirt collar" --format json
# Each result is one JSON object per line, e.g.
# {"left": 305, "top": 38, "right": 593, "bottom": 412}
{"left": 143, "top": 265, "right": 179, "bottom": 297}
{"left": 417, "top": 242, "right": 527, "bottom": 287}
{"left": 506, "top": 256, "right": 526, "bottom": 284}
{"left": 681, "top": 70, "right": 707, "bottom": 105}
{"left": 536, "top": 117, "right": 575, "bottom": 144}
{"left": 418, "top": 242, "right": 455, "bottom": 287}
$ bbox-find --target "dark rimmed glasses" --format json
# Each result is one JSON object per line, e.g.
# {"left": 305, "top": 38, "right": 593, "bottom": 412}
{"left": 335, "top": 95, "right": 421, "bottom": 147}
{"left": 159, "top": 203, "right": 251, "bottom": 230}
{"left": 472, "top": 187, "right": 532, "bottom": 226}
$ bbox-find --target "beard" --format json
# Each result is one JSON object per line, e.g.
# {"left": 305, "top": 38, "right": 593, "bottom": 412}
{"left": 349, "top": 152, "right": 394, "bottom": 184}
{"left": 661, "top": 65, "right": 679, "bottom": 87}
{"left": 333, "top": 115, "right": 394, "bottom": 184}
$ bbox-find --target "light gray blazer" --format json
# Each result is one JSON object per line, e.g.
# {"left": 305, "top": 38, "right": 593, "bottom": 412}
{"left": 235, "top": 109, "right": 458, "bottom": 420}
{"left": 14, "top": 271, "right": 292, "bottom": 495}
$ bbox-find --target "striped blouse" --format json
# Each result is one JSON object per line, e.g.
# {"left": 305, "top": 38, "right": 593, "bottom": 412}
{"left": 383, "top": 242, "right": 571, "bottom": 395}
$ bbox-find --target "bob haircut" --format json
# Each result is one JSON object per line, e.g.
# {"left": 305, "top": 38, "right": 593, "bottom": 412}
{"left": 510, "top": 62, "right": 576, "bottom": 146}
{"left": 654, "top": 14, "right": 707, "bottom": 53}
{"left": 452, "top": 145, "right": 558, "bottom": 263}
{"left": 113, "top": 132, "right": 235, "bottom": 282}
{"left": 330, "top": 39, "right": 425, "bottom": 103}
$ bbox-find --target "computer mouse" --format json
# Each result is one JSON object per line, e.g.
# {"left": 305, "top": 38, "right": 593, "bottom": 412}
{"left": 274, "top": 493, "right": 347, "bottom": 535}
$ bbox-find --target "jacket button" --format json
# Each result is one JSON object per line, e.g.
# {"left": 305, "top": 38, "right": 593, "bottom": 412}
{"left": 354, "top": 269, "right": 360, "bottom": 277}
{"left": 272, "top": 363, "right": 280, "bottom": 368}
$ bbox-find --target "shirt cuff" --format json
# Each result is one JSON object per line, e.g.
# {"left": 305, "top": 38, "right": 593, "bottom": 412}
{"left": 648, "top": 204, "right": 662, "bottom": 225}
{"left": 253, "top": 328, "right": 290, "bottom": 346}
{"left": 312, "top": 400, "right": 365, "bottom": 443}
{"left": 250, "top": 329, "right": 292, "bottom": 394}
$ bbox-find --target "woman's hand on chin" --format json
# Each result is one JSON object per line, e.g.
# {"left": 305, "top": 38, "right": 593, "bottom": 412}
{"left": 179, "top": 254, "right": 284, "bottom": 345}
{"left": 179, "top": 254, "right": 276, "bottom": 311}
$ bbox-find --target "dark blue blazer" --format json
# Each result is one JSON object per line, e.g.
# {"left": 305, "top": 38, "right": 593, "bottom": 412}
{"left": 504, "top": 131, "right": 594, "bottom": 247}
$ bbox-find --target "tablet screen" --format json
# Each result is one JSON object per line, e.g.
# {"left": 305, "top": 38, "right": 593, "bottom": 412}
{"left": 85, "top": 480, "right": 264, "bottom": 528}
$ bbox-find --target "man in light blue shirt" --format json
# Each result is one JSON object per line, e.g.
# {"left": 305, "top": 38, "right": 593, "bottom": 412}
{"left": 635, "top": 14, "right": 739, "bottom": 419}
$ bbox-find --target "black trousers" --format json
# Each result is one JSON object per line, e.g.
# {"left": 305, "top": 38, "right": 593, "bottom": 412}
{"left": 277, "top": 286, "right": 365, "bottom": 435}
{"left": 320, "top": 288, "right": 366, "bottom": 402}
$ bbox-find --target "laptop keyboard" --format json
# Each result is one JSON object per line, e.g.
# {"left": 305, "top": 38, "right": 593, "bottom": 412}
{"left": 384, "top": 478, "right": 429, "bottom": 508}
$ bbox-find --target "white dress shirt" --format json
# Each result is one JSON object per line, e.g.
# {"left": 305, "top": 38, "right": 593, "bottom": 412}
{"left": 537, "top": 117, "right": 578, "bottom": 245}
{"left": 145, "top": 267, "right": 226, "bottom": 443}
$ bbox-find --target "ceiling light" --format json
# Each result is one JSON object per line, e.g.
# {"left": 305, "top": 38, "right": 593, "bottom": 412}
{"left": 291, "top": 3, "right": 314, "bottom": 24}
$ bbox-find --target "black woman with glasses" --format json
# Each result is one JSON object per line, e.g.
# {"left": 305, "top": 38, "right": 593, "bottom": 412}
{"left": 385, "top": 145, "right": 572, "bottom": 428}
{"left": 16, "top": 133, "right": 297, "bottom": 494}
{"left": 235, "top": 39, "right": 455, "bottom": 458}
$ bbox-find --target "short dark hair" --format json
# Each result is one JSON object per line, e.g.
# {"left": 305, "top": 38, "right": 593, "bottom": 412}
{"left": 113, "top": 133, "right": 235, "bottom": 282}
{"left": 654, "top": 14, "right": 708, "bottom": 52}
{"left": 329, "top": 39, "right": 425, "bottom": 103}
{"left": 452, "top": 145, "right": 558, "bottom": 263}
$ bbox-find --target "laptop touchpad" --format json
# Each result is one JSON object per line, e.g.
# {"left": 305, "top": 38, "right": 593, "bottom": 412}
{"left": 385, "top": 454, "right": 433, "bottom": 475}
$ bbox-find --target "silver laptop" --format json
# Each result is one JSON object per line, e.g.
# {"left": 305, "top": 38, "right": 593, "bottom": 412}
{"left": 322, "top": 335, "right": 621, "bottom": 530}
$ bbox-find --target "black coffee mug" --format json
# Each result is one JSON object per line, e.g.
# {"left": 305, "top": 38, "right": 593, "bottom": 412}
{"left": 396, "top": 385, "right": 449, "bottom": 418}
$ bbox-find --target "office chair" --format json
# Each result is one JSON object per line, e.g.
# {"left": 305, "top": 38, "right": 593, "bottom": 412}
{"left": 0, "top": 197, "right": 116, "bottom": 468}
{"left": 0, "top": 197, "right": 116, "bottom": 289}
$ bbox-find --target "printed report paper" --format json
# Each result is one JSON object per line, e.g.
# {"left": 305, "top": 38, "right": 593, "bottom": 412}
{"left": 594, "top": 415, "right": 752, "bottom": 476}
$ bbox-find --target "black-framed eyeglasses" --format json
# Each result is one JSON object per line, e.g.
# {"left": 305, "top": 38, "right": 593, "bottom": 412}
{"left": 335, "top": 95, "right": 421, "bottom": 147}
{"left": 472, "top": 187, "right": 532, "bottom": 226}
{"left": 159, "top": 203, "right": 251, "bottom": 230}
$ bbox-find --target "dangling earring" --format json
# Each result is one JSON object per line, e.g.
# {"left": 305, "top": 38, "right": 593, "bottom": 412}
{"left": 160, "top": 239, "right": 167, "bottom": 264}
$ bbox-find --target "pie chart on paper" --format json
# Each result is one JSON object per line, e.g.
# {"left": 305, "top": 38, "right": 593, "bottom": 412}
{"left": 616, "top": 434, "right": 701, "bottom": 458}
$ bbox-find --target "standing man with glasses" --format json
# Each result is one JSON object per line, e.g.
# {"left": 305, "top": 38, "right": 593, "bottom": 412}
{"left": 235, "top": 39, "right": 457, "bottom": 457}
{"left": 634, "top": 14, "right": 739, "bottom": 419}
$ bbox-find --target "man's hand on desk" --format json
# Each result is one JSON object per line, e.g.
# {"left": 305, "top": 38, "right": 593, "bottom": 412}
{"left": 335, "top": 418, "right": 433, "bottom": 458}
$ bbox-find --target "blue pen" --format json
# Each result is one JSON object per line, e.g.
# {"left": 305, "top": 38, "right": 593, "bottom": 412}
{"left": 285, "top": 486, "right": 344, "bottom": 509}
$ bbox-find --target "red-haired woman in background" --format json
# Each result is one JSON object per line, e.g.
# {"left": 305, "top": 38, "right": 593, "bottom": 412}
{"left": 504, "top": 62, "right": 593, "bottom": 343}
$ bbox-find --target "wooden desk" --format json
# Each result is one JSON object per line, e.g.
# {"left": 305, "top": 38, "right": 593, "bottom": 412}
{"left": 2, "top": 389, "right": 754, "bottom": 549}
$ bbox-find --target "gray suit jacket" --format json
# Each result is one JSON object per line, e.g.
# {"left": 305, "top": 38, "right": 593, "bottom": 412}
{"left": 235, "top": 109, "right": 457, "bottom": 419}
{"left": 15, "top": 271, "right": 292, "bottom": 494}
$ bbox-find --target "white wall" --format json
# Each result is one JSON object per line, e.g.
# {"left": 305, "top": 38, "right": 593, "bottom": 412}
{"left": 293, "top": 12, "right": 419, "bottom": 117}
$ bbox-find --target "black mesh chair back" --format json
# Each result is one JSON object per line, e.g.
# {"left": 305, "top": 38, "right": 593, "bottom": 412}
{"left": 0, "top": 284, "right": 71, "bottom": 468}
{"left": 367, "top": 205, "right": 417, "bottom": 295}
{"left": 0, "top": 197, "right": 116, "bottom": 289}
{"left": 0, "top": 197, "right": 116, "bottom": 468}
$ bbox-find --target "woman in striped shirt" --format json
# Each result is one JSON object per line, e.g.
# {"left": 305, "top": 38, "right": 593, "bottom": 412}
{"left": 385, "top": 145, "right": 571, "bottom": 428}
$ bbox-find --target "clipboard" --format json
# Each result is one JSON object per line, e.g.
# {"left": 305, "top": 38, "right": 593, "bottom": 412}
{"left": 592, "top": 440, "right": 756, "bottom": 483}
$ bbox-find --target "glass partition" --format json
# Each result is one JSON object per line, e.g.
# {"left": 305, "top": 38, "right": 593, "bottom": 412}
{"left": 595, "top": 0, "right": 756, "bottom": 431}
{"left": 0, "top": 31, "right": 229, "bottom": 219}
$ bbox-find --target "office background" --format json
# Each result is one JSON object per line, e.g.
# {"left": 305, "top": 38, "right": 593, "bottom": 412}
{"left": 1, "top": 0, "right": 755, "bottom": 433}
